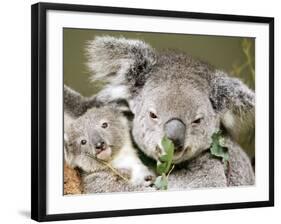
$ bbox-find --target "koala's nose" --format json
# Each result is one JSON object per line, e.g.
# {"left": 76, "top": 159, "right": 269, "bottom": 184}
{"left": 164, "top": 118, "right": 186, "bottom": 150}
{"left": 95, "top": 141, "right": 106, "bottom": 151}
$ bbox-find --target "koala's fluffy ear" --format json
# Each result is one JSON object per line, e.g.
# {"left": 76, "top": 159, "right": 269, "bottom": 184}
{"left": 64, "top": 85, "right": 87, "bottom": 117}
{"left": 64, "top": 85, "right": 101, "bottom": 117}
{"left": 86, "top": 36, "right": 156, "bottom": 102}
{"left": 210, "top": 70, "right": 255, "bottom": 134}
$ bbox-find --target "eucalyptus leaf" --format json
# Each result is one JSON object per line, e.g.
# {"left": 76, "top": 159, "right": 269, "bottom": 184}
{"left": 154, "top": 174, "right": 168, "bottom": 190}
{"left": 159, "top": 154, "right": 169, "bottom": 162}
{"left": 156, "top": 161, "right": 168, "bottom": 175}
{"left": 159, "top": 136, "right": 174, "bottom": 174}
{"left": 154, "top": 136, "right": 175, "bottom": 190}
{"left": 210, "top": 131, "right": 229, "bottom": 164}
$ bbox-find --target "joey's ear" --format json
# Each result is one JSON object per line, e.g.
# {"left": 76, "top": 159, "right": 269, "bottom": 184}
{"left": 64, "top": 85, "right": 87, "bottom": 117}
{"left": 64, "top": 85, "right": 101, "bottom": 117}
{"left": 210, "top": 70, "right": 255, "bottom": 132}
{"left": 86, "top": 36, "right": 156, "bottom": 102}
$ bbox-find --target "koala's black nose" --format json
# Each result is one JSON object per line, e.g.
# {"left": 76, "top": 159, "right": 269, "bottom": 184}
{"left": 95, "top": 141, "right": 106, "bottom": 151}
{"left": 164, "top": 118, "right": 186, "bottom": 150}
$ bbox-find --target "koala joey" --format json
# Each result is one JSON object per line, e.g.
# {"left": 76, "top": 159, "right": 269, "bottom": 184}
{"left": 85, "top": 36, "right": 255, "bottom": 187}
{"left": 64, "top": 86, "right": 155, "bottom": 193}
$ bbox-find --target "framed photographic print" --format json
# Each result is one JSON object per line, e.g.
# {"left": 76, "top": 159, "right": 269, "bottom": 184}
{"left": 31, "top": 2, "right": 274, "bottom": 222}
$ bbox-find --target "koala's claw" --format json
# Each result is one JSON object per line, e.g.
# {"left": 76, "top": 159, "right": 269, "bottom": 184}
{"left": 145, "top": 175, "right": 153, "bottom": 182}
{"left": 142, "top": 173, "right": 156, "bottom": 187}
{"left": 145, "top": 174, "right": 155, "bottom": 185}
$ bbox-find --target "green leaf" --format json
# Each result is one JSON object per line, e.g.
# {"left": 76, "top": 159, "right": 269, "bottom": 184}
{"left": 161, "top": 136, "right": 174, "bottom": 158}
{"left": 154, "top": 136, "right": 175, "bottom": 190}
{"left": 156, "top": 161, "right": 168, "bottom": 174}
{"left": 159, "top": 136, "right": 174, "bottom": 174}
{"left": 154, "top": 176, "right": 162, "bottom": 189}
{"left": 154, "top": 174, "right": 168, "bottom": 190}
{"left": 159, "top": 154, "right": 169, "bottom": 162}
{"left": 210, "top": 131, "right": 229, "bottom": 164}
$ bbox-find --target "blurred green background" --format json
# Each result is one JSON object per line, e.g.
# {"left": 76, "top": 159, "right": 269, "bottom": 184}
{"left": 63, "top": 28, "right": 255, "bottom": 158}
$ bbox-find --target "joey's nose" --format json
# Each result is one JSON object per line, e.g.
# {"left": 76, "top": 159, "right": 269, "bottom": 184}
{"left": 164, "top": 118, "right": 186, "bottom": 150}
{"left": 95, "top": 141, "right": 106, "bottom": 151}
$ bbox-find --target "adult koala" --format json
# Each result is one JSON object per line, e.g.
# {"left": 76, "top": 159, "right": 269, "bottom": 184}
{"left": 85, "top": 36, "right": 255, "bottom": 188}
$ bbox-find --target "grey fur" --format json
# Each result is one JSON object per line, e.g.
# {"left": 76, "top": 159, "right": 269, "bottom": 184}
{"left": 64, "top": 87, "right": 155, "bottom": 193}
{"left": 64, "top": 84, "right": 102, "bottom": 117}
{"left": 86, "top": 36, "right": 255, "bottom": 188}
{"left": 81, "top": 167, "right": 145, "bottom": 193}
{"left": 169, "top": 137, "right": 254, "bottom": 189}
{"left": 64, "top": 84, "right": 132, "bottom": 119}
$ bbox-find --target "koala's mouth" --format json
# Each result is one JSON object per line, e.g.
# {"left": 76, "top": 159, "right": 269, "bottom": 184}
{"left": 173, "top": 147, "right": 187, "bottom": 162}
{"left": 155, "top": 145, "right": 187, "bottom": 163}
{"left": 95, "top": 147, "right": 112, "bottom": 161}
{"left": 92, "top": 143, "right": 113, "bottom": 161}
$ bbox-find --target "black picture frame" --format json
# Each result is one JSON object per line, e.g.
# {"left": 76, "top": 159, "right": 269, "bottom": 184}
{"left": 31, "top": 2, "right": 274, "bottom": 222}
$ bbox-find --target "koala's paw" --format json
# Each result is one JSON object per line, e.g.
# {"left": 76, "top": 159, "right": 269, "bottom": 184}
{"left": 131, "top": 167, "right": 155, "bottom": 187}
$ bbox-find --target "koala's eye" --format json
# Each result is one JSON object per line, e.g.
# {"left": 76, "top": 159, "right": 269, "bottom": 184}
{"left": 80, "top": 139, "right": 87, "bottom": 145}
{"left": 101, "top": 122, "right": 108, "bottom": 129}
{"left": 192, "top": 117, "right": 203, "bottom": 125}
{"left": 149, "top": 112, "right": 158, "bottom": 119}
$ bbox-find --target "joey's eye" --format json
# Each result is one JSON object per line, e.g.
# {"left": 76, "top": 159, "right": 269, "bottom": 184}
{"left": 101, "top": 122, "right": 108, "bottom": 129}
{"left": 149, "top": 112, "right": 158, "bottom": 119}
{"left": 80, "top": 139, "right": 87, "bottom": 145}
{"left": 192, "top": 117, "right": 203, "bottom": 125}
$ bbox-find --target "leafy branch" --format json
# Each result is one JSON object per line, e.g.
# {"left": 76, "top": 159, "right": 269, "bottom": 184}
{"left": 154, "top": 136, "right": 175, "bottom": 190}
